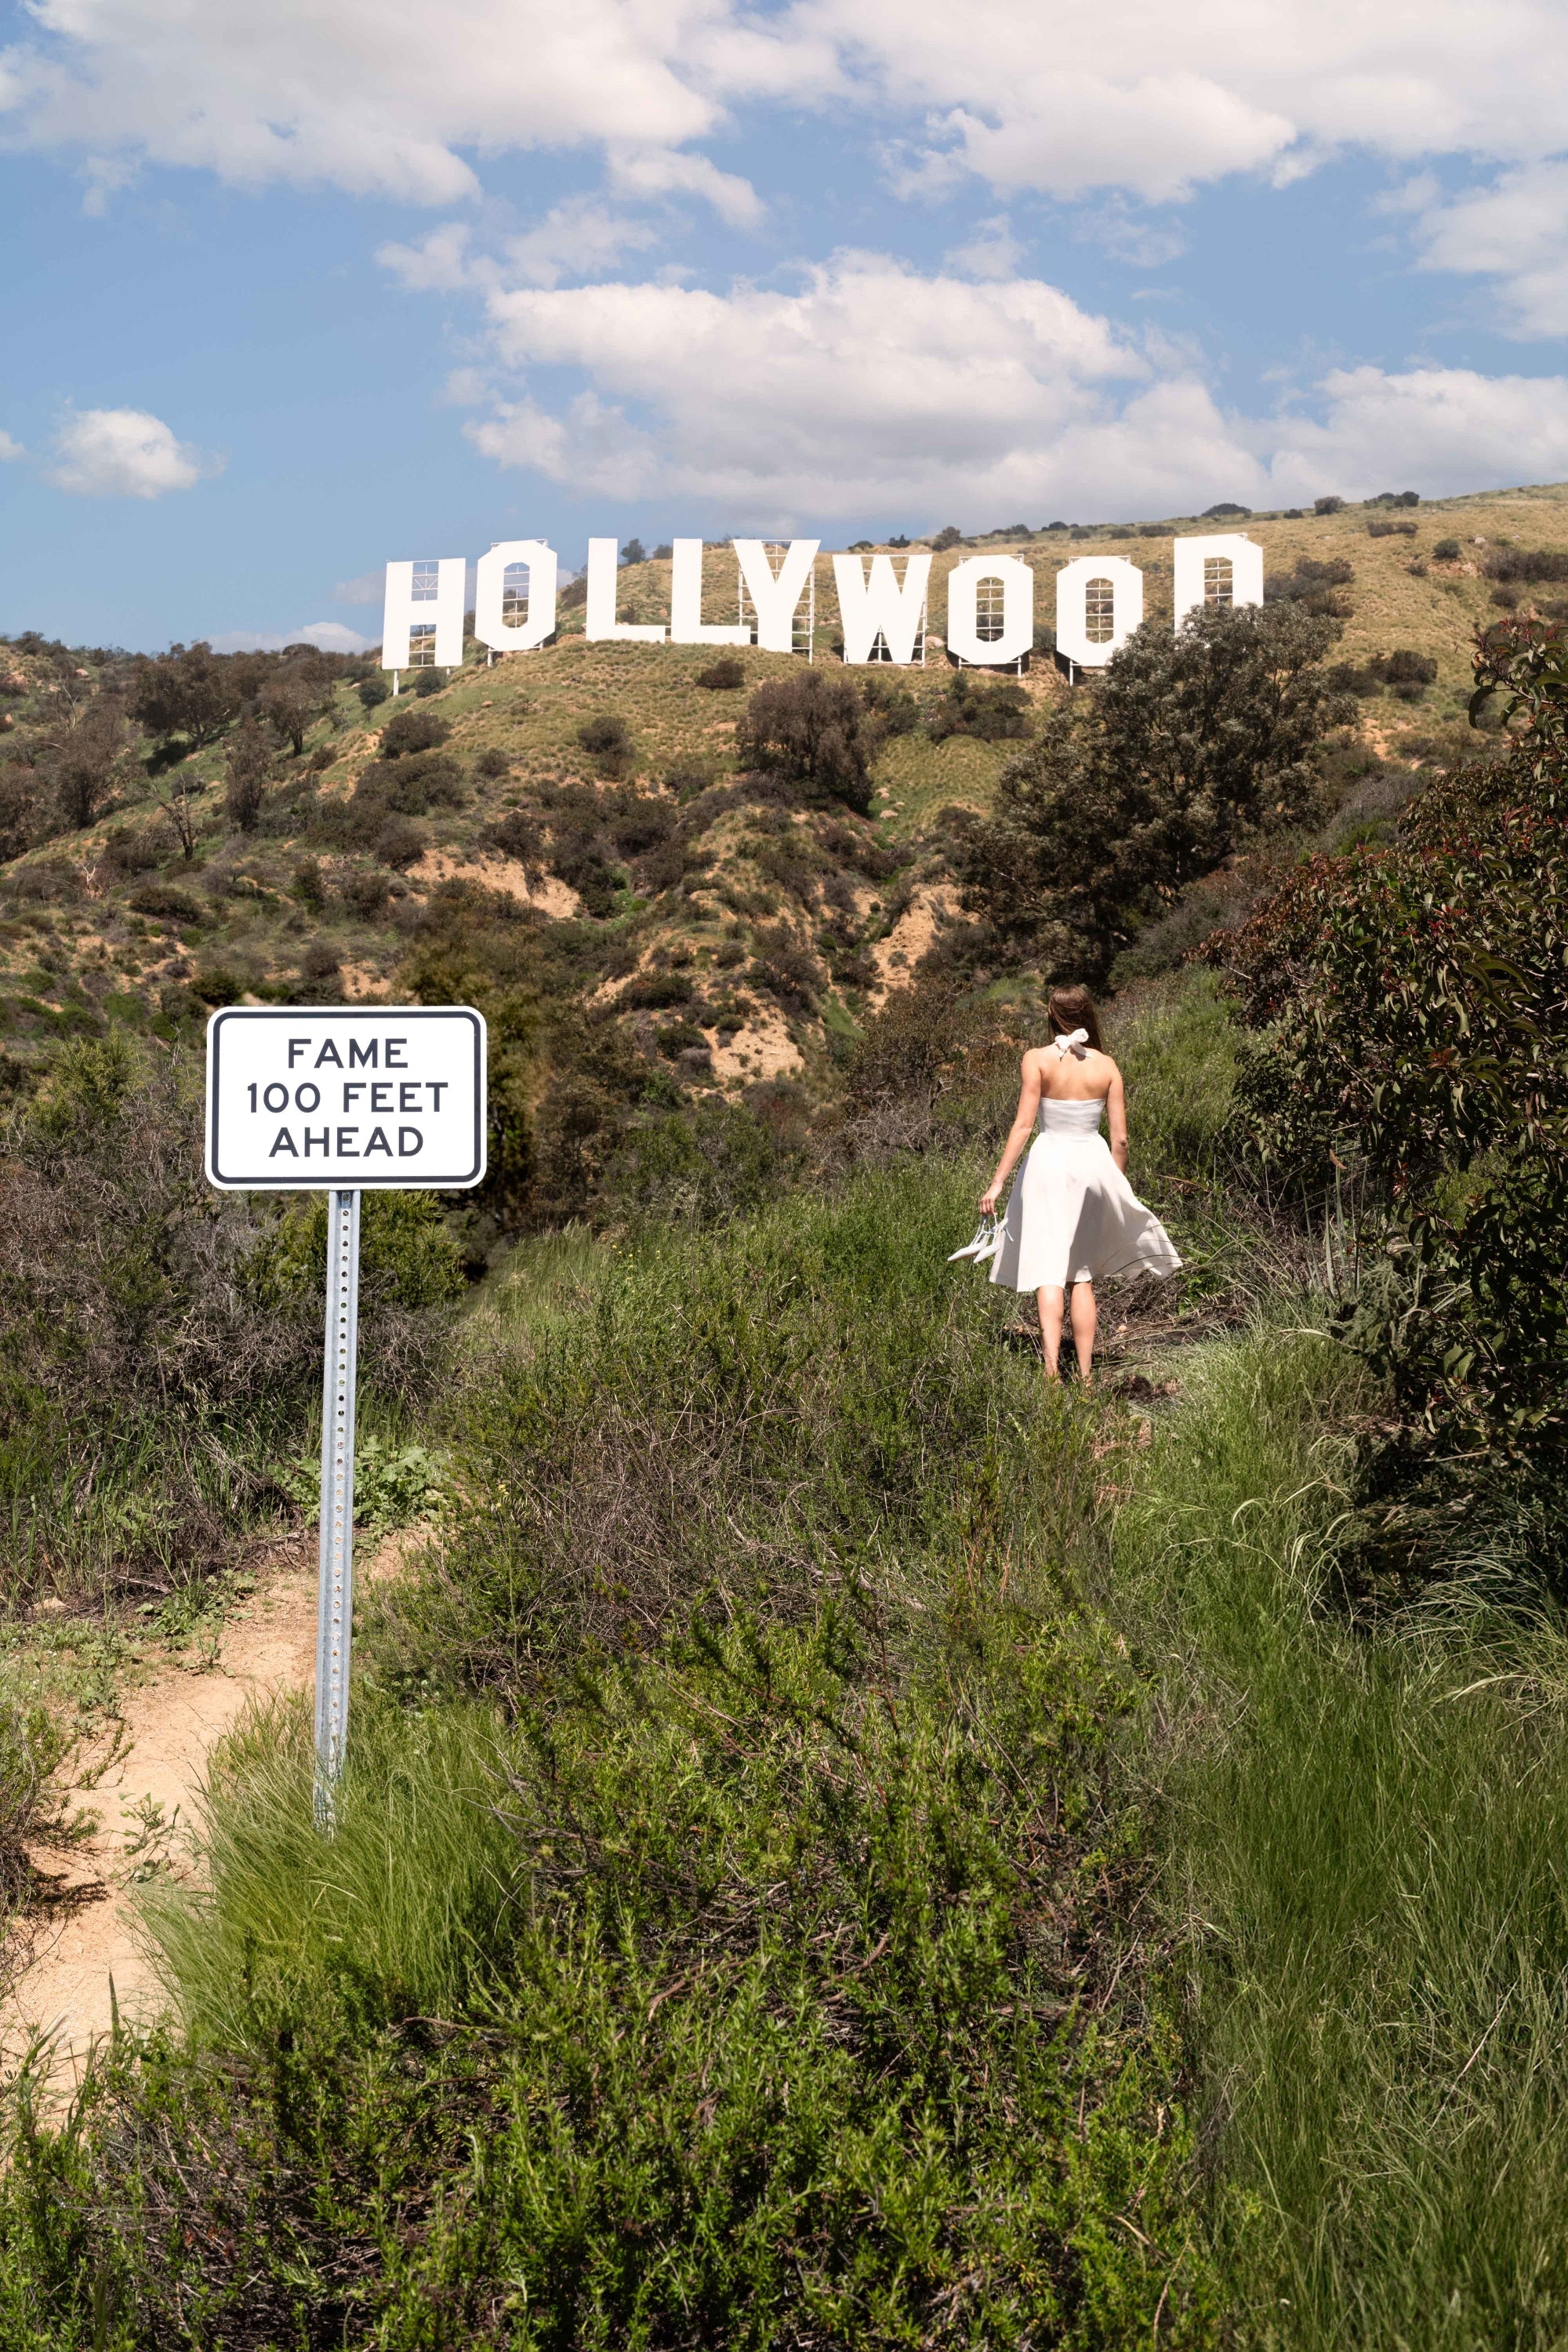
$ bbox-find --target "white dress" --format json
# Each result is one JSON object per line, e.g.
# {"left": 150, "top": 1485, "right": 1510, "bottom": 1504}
{"left": 989, "top": 1095, "right": 1182, "bottom": 1292}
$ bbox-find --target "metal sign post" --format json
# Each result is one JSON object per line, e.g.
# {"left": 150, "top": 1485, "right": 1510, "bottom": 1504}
{"left": 205, "top": 1006, "right": 487, "bottom": 1832}
{"left": 314, "top": 1188, "right": 361, "bottom": 1828}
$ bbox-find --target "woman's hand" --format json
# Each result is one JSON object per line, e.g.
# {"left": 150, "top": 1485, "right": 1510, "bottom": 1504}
{"left": 979, "top": 1183, "right": 1002, "bottom": 1216}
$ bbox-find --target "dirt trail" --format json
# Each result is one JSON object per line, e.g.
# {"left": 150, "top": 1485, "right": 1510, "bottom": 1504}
{"left": 1, "top": 1548, "right": 320, "bottom": 2084}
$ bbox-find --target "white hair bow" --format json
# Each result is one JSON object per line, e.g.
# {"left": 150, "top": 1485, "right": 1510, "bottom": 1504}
{"left": 1054, "top": 1028, "right": 1089, "bottom": 1057}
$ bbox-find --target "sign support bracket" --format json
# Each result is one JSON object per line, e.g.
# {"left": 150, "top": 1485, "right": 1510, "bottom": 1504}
{"left": 314, "top": 1186, "right": 361, "bottom": 1831}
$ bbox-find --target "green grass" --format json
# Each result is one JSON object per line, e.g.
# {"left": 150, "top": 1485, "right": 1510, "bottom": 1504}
{"left": 1116, "top": 1320, "right": 1568, "bottom": 2349}
{"left": 0, "top": 1160, "right": 1218, "bottom": 2348}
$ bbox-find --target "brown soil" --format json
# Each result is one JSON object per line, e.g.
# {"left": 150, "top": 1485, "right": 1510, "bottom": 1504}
{"left": 0, "top": 1547, "right": 321, "bottom": 2084}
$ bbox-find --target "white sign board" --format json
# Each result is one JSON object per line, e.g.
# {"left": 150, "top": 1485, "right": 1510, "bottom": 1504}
{"left": 205, "top": 1006, "right": 486, "bottom": 1191}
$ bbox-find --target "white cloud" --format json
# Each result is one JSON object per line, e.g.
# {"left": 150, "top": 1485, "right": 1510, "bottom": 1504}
{"left": 804, "top": 0, "right": 1568, "bottom": 201}
{"left": 943, "top": 216, "right": 1025, "bottom": 281}
{"left": 210, "top": 622, "right": 372, "bottom": 654}
{"left": 1410, "top": 162, "right": 1568, "bottom": 337}
{"left": 604, "top": 144, "right": 760, "bottom": 227}
{"left": 47, "top": 408, "right": 216, "bottom": 498}
{"left": 1073, "top": 201, "right": 1186, "bottom": 268}
{"left": 5, "top": 0, "right": 1566, "bottom": 222}
{"left": 0, "top": 0, "right": 753, "bottom": 209}
{"left": 506, "top": 199, "right": 662, "bottom": 288}
{"left": 376, "top": 221, "right": 477, "bottom": 293}
{"left": 0, "top": 429, "right": 24, "bottom": 461}
{"left": 452, "top": 252, "right": 1568, "bottom": 518}
{"left": 468, "top": 255, "right": 1146, "bottom": 514}
{"left": 1258, "top": 365, "right": 1568, "bottom": 503}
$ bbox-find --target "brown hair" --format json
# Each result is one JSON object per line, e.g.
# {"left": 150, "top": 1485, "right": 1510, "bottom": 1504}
{"left": 1047, "top": 983, "right": 1104, "bottom": 1054}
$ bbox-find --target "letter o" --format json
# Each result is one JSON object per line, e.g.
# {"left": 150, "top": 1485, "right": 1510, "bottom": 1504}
{"left": 1054, "top": 556, "right": 1145, "bottom": 670}
{"left": 263, "top": 1082, "right": 289, "bottom": 1113}
{"left": 294, "top": 1083, "right": 321, "bottom": 1112}
{"left": 944, "top": 555, "right": 1034, "bottom": 666}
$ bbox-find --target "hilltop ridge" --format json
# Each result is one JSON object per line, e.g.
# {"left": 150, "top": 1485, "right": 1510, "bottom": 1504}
{"left": 0, "top": 477, "right": 1564, "bottom": 1238}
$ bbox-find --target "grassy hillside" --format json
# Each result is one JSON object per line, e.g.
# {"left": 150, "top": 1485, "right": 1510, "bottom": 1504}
{"left": 1, "top": 478, "right": 1563, "bottom": 1148}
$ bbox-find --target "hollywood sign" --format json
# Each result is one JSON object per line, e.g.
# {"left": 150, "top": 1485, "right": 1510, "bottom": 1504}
{"left": 381, "top": 532, "right": 1264, "bottom": 674}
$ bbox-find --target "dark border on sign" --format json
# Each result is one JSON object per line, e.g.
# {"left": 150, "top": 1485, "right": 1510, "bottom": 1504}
{"left": 206, "top": 1005, "right": 487, "bottom": 1190}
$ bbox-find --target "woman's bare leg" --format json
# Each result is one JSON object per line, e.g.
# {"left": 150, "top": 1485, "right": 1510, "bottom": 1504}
{"left": 1069, "top": 1280, "right": 1098, "bottom": 1385}
{"left": 1036, "top": 1286, "right": 1065, "bottom": 1378}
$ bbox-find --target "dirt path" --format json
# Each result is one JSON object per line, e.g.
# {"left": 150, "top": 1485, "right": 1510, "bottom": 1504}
{"left": 0, "top": 1548, "right": 320, "bottom": 2085}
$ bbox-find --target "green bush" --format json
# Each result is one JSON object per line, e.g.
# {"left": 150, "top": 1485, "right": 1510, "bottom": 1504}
{"left": 1207, "top": 615, "right": 1568, "bottom": 1584}
{"left": 0, "top": 1170, "right": 1209, "bottom": 2347}
{"left": 377, "top": 706, "right": 449, "bottom": 759}
{"left": 960, "top": 601, "right": 1352, "bottom": 980}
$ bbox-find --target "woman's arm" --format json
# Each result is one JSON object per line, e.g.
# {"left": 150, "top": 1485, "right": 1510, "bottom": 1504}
{"left": 1105, "top": 1063, "right": 1128, "bottom": 1172}
{"left": 980, "top": 1054, "right": 1043, "bottom": 1214}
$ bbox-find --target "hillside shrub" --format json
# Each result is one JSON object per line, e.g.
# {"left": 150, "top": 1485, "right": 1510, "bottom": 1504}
{"left": 960, "top": 601, "right": 1352, "bottom": 981}
{"left": 0, "top": 1040, "right": 451, "bottom": 1602}
{"left": 624, "top": 970, "right": 693, "bottom": 1009}
{"left": 603, "top": 785, "right": 674, "bottom": 858}
{"left": 927, "top": 674, "right": 1031, "bottom": 743}
{"left": 577, "top": 711, "right": 633, "bottom": 779}
{"left": 746, "top": 928, "right": 818, "bottom": 1016}
{"left": 339, "top": 866, "right": 394, "bottom": 919}
{"left": 223, "top": 706, "right": 271, "bottom": 834}
{"left": 128, "top": 880, "right": 204, "bottom": 925}
{"left": 357, "top": 675, "right": 390, "bottom": 710}
{"left": 695, "top": 657, "right": 745, "bottom": 690}
{"left": 1367, "top": 519, "right": 1418, "bottom": 538}
{"left": 377, "top": 706, "right": 449, "bottom": 759}
{"left": 1484, "top": 548, "right": 1568, "bottom": 585}
{"left": 100, "top": 824, "right": 163, "bottom": 876}
{"left": 473, "top": 746, "right": 510, "bottom": 779}
{"left": 412, "top": 670, "right": 445, "bottom": 699}
{"left": 372, "top": 814, "right": 429, "bottom": 870}
{"left": 130, "top": 642, "right": 242, "bottom": 754}
{"left": 1433, "top": 537, "right": 1463, "bottom": 560}
{"left": 1207, "top": 615, "right": 1568, "bottom": 1589}
{"left": 1265, "top": 556, "right": 1355, "bottom": 618}
{"left": 736, "top": 670, "right": 879, "bottom": 814}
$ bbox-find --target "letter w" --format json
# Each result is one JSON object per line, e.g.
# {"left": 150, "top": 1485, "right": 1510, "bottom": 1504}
{"left": 831, "top": 552, "right": 932, "bottom": 666}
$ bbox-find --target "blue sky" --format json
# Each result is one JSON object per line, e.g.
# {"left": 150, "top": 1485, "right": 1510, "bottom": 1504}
{"left": 2, "top": 0, "right": 1567, "bottom": 652}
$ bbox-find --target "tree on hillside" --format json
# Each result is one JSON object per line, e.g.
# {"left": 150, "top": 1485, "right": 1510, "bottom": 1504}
{"left": 260, "top": 653, "right": 335, "bottom": 757}
{"left": 223, "top": 708, "right": 273, "bottom": 833}
{"left": 154, "top": 766, "right": 205, "bottom": 860}
{"left": 959, "top": 601, "right": 1352, "bottom": 980}
{"left": 736, "top": 670, "right": 880, "bottom": 814}
{"left": 44, "top": 697, "right": 132, "bottom": 831}
{"left": 131, "top": 643, "right": 242, "bottom": 755}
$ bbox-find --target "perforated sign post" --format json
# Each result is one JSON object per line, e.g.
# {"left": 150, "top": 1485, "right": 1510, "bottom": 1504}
{"left": 205, "top": 1006, "right": 487, "bottom": 1827}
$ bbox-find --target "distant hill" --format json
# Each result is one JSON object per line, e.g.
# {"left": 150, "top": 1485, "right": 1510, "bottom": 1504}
{"left": 0, "top": 479, "right": 1564, "bottom": 1236}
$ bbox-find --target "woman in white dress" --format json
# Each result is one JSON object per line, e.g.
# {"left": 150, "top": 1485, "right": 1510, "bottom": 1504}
{"left": 979, "top": 985, "right": 1181, "bottom": 1385}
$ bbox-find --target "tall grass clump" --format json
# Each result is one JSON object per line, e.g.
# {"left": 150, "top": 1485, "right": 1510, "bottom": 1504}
{"left": 0, "top": 1163, "right": 1219, "bottom": 2347}
{"left": 0, "top": 1036, "right": 459, "bottom": 1611}
{"left": 370, "top": 1156, "right": 1084, "bottom": 1696}
{"left": 1118, "top": 1319, "right": 1568, "bottom": 2348}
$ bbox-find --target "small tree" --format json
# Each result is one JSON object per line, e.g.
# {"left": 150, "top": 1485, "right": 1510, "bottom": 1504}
{"left": 46, "top": 699, "right": 131, "bottom": 832}
{"left": 154, "top": 767, "right": 205, "bottom": 861}
{"left": 130, "top": 642, "right": 241, "bottom": 753}
{"left": 261, "top": 655, "right": 332, "bottom": 757}
{"left": 959, "top": 601, "right": 1352, "bottom": 978}
{"left": 619, "top": 539, "right": 648, "bottom": 568}
{"left": 736, "top": 671, "right": 880, "bottom": 813}
{"left": 223, "top": 708, "right": 272, "bottom": 833}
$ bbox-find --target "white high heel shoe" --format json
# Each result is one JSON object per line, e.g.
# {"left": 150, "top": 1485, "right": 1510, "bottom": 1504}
{"left": 948, "top": 1214, "right": 1001, "bottom": 1264}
